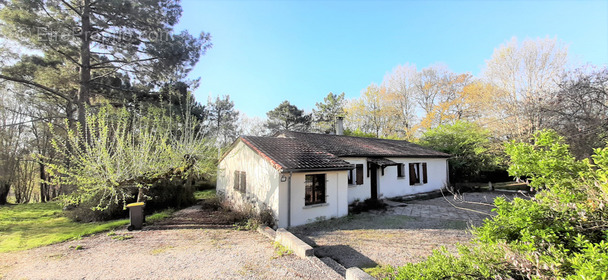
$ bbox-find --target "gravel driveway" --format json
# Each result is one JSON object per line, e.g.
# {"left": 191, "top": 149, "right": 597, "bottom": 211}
{"left": 291, "top": 190, "right": 524, "bottom": 269}
{"left": 0, "top": 205, "right": 329, "bottom": 280}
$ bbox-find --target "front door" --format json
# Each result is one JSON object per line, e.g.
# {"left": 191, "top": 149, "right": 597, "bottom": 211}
{"left": 370, "top": 163, "right": 378, "bottom": 200}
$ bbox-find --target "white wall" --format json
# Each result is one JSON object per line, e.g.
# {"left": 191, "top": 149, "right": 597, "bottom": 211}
{"left": 217, "top": 141, "right": 448, "bottom": 227}
{"left": 342, "top": 157, "right": 448, "bottom": 202}
{"left": 379, "top": 158, "right": 448, "bottom": 198}
{"left": 217, "top": 141, "right": 281, "bottom": 224}
{"left": 284, "top": 170, "right": 349, "bottom": 227}
{"left": 342, "top": 158, "right": 372, "bottom": 204}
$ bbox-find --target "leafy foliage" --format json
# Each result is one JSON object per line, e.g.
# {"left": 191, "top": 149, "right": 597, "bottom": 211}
{"left": 505, "top": 130, "right": 586, "bottom": 189}
{"left": 345, "top": 83, "right": 397, "bottom": 138}
{"left": 0, "top": 0, "right": 211, "bottom": 133}
{"left": 312, "top": 92, "right": 346, "bottom": 133}
{"left": 343, "top": 128, "right": 377, "bottom": 138}
{"left": 265, "top": 100, "right": 311, "bottom": 133}
{"left": 418, "top": 121, "right": 498, "bottom": 183}
{"left": 46, "top": 105, "right": 215, "bottom": 214}
{"left": 207, "top": 95, "right": 240, "bottom": 146}
{"left": 385, "top": 131, "right": 608, "bottom": 279}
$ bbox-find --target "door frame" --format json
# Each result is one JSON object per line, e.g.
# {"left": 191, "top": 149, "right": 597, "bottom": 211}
{"left": 369, "top": 163, "right": 378, "bottom": 200}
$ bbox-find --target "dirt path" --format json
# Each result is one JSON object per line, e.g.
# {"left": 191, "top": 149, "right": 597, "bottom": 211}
{"left": 0, "top": 205, "right": 328, "bottom": 280}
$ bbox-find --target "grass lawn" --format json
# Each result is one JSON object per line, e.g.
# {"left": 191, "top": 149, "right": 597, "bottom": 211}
{"left": 0, "top": 202, "right": 172, "bottom": 253}
{"left": 194, "top": 189, "right": 216, "bottom": 200}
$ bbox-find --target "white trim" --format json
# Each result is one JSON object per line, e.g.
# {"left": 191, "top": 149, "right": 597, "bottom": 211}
{"left": 303, "top": 203, "right": 329, "bottom": 209}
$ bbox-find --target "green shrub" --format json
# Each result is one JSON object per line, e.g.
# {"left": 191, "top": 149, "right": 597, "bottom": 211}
{"left": 65, "top": 179, "right": 194, "bottom": 222}
{"left": 47, "top": 105, "right": 215, "bottom": 219}
{"left": 349, "top": 198, "right": 387, "bottom": 214}
{"left": 390, "top": 131, "right": 608, "bottom": 279}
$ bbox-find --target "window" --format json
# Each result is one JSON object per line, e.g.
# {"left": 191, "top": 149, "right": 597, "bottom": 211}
{"left": 356, "top": 164, "right": 364, "bottom": 185}
{"left": 240, "top": 171, "right": 246, "bottom": 192}
{"left": 408, "top": 163, "right": 427, "bottom": 185}
{"left": 348, "top": 165, "right": 364, "bottom": 185}
{"left": 233, "top": 171, "right": 246, "bottom": 193}
{"left": 305, "top": 174, "right": 326, "bottom": 205}
{"left": 397, "top": 163, "right": 405, "bottom": 178}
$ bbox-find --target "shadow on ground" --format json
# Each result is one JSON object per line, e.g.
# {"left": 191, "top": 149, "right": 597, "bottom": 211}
{"left": 316, "top": 245, "right": 378, "bottom": 268}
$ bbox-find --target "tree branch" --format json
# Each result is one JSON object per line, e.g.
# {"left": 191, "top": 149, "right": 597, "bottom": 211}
{"left": 90, "top": 57, "right": 157, "bottom": 68}
{"left": 0, "top": 74, "right": 69, "bottom": 101}
{"left": 60, "top": 0, "right": 82, "bottom": 16}
{"left": 46, "top": 44, "right": 82, "bottom": 67}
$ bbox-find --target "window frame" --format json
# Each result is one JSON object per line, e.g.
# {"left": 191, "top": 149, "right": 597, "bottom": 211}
{"left": 305, "top": 174, "right": 326, "bottom": 206}
{"left": 408, "top": 162, "right": 428, "bottom": 185}
{"left": 239, "top": 171, "right": 247, "bottom": 193}
{"left": 397, "top": 163, "right": 405, "bottom": 178}
{"left": 356, "top": 164, "right": 364, "bottom": 185}
{"left": 233, "top": 170, "right": 247, "bottom": 193}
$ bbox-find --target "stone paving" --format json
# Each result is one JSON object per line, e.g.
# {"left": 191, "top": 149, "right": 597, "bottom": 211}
{"left": 383, "top": 192, "right": 518, "bottom": 224}
{"left": 387, "top": 203, "right": 491, "bottom": 222}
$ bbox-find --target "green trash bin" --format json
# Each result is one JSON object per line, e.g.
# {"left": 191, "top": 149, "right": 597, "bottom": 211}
{"left": 126, "top": 202, "right": 145, "bottom": 231}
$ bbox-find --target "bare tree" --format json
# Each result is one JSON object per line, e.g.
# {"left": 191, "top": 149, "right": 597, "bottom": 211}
{"left": 483, "top": 36, "right": 568, "bottom": 139}
{"left": 0, "top": 87, "right": 29, "bottom": 204}
{"left": 415, "top": 64, "right": 450, "bottom": 116}
{"left": 239, "top": 114, "right": 269, "bottom": 137}
{"left": 382, "top": 64, "right": 419, "bottom": 138}
{"left": 542, "top": 66, "right": 608, "bottom": 158}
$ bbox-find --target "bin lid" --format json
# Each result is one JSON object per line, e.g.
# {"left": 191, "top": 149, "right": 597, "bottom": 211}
{"left": 126, "top": 202, "right": 145, "bottom": 208}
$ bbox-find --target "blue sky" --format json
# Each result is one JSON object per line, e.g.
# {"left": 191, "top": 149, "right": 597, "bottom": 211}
{"left": 176, "top": 0, "right": 608, "bottom": 118}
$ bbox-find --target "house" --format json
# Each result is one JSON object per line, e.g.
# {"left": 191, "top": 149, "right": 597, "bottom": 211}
{"left": 216, "top": 130, "right": 450, "bottom": 228}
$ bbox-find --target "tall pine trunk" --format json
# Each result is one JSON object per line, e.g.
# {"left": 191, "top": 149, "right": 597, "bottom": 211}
{"left": 77, "top": 0, "right": 92, "bottom": 146}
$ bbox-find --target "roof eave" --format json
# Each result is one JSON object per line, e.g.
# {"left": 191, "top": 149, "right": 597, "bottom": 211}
{"left": 339, "top": 154, "right": 451, "bottom": 158}
{"left": 281, "top": 166, "right": 355, "bottom": 173}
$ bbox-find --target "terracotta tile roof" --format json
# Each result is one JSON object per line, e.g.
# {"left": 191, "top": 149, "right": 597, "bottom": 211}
{"left": 229, "top": 131, "right": 450, "bottom": 172}
{"left": 240, "top": 136, "right": 355, "bottom": 172}
{"left": 275, "top": 131, "right": 451, "bottom": 158}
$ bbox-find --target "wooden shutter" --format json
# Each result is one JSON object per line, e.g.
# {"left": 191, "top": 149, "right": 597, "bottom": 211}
{"left": 409, "top": 163, "right": 416, "bottom": 185}
{"left": 240, "top": 171, "right": 247, "bottom": 192}
{"left": 356, "top": 164, "right": 364, "bottom": 185}
{"left": 348, "top": 169, "right": 353, "bottom": 185}
{"left": 397, "top": 163, "right": 404, "bottom": 177}
{"left": 305, "top": 175, "right": 313, "bottom": 205}
{"left": 422, "top": 163, "right": 428, "bottom": 184}
{"left": 234, "top": 171, "right": 239, "bottom": 190}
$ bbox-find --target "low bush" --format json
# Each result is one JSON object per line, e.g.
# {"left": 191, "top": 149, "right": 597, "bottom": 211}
{"left": 387, "top": 130, "right": 608, "bottom": 279}
{"left": 65, "top": 179, "right": 195, "bottom": 222}
{"left": 219, "top": 200, "right": 276, "bottom": 229}
{"left": 349, "top": 198, "right": 387, "bottom": 214}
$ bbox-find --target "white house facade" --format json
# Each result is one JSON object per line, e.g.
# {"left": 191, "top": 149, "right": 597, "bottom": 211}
{"left": 217, "top": 131, "right": 450, "bottom": 228}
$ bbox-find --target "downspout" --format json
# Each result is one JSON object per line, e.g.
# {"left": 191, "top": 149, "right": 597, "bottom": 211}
{"left": 336, "top": 173, "right": 339, "bottom": 216}
{"left": 287, "top": 172, "right": 293, "bottom": 228}
{"left": 446, "top": 159, "right": 450, "bottom": 188}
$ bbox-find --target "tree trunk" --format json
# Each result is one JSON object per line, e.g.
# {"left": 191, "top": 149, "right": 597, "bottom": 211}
{"left": 39, "top": 162, "right": 49, "bottom": 203}
{"left": 0, "top": 183, "right": 10, "bottom": 205}
{"left": 137, "top": 188, "right": 146, "bottom": 203}
{"left": 77, "top": 0, "right": 92, "bottom": 146}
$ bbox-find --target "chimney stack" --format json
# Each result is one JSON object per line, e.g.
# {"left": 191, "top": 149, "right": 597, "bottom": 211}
{"left": 336, "top": 117, "right": 344, "bottom": 135}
